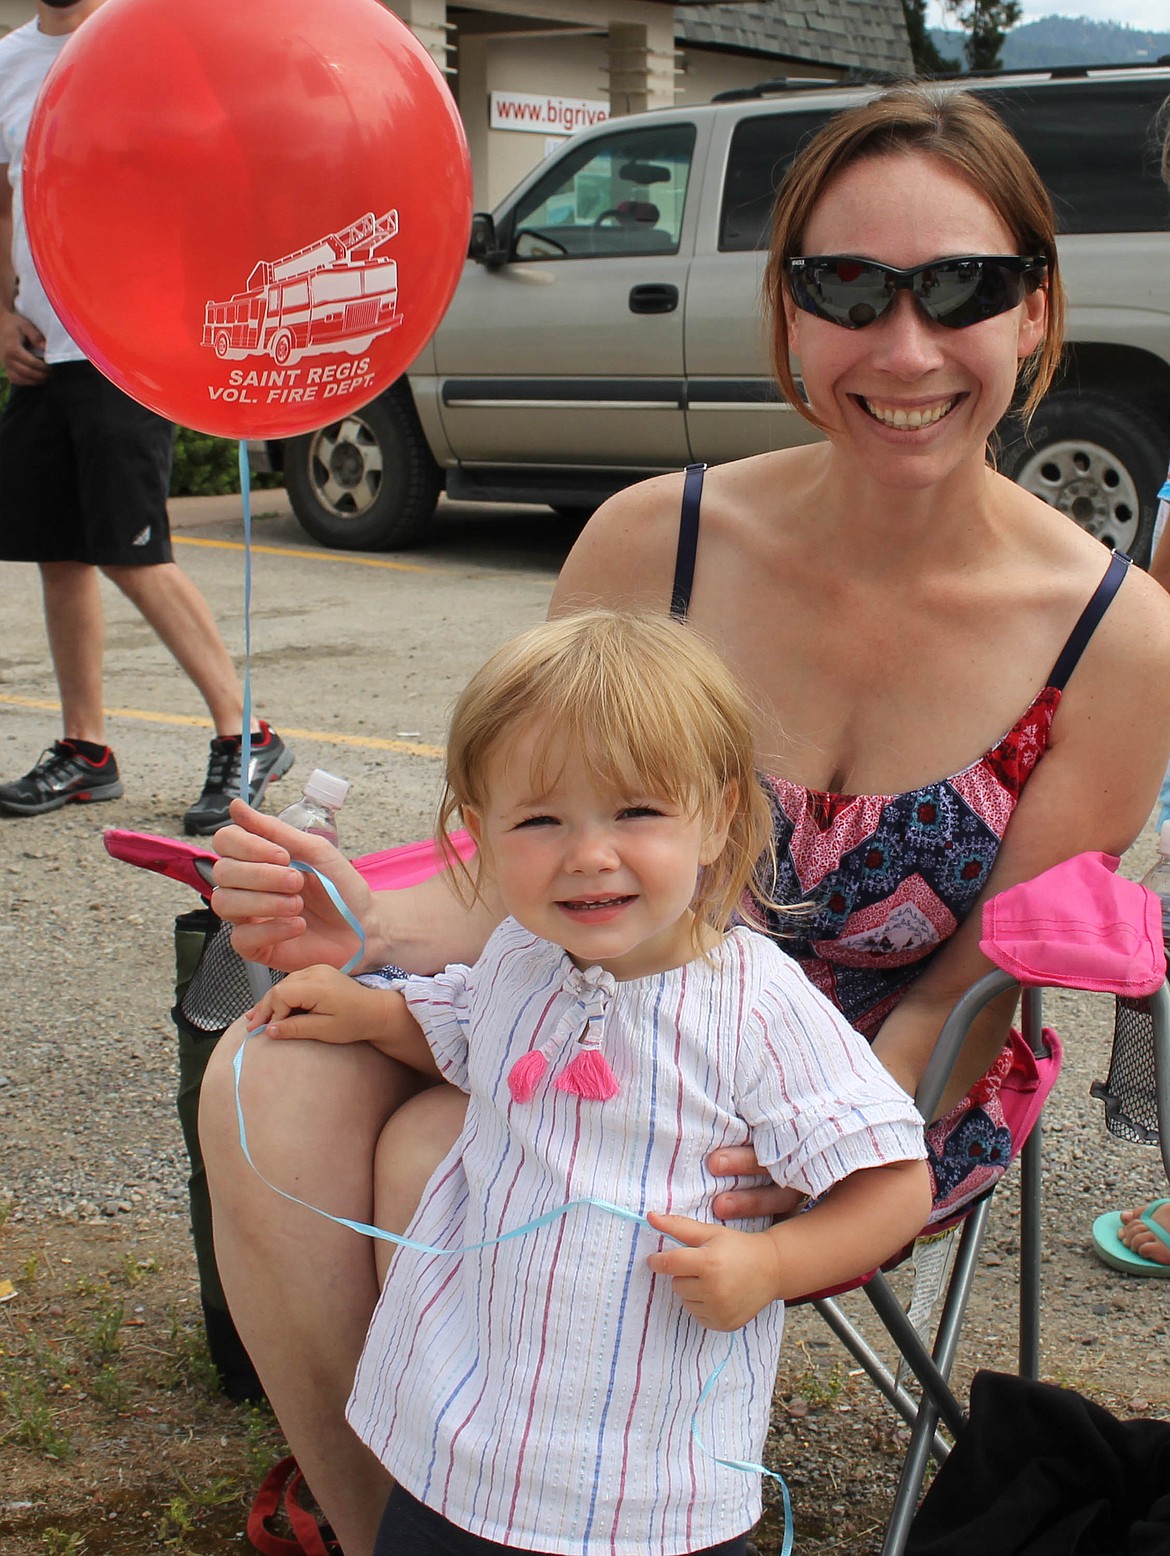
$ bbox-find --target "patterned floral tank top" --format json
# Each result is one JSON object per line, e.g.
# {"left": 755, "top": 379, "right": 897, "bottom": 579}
{"left": 671, "top": 462, "right": 1132, "bottom": 1039}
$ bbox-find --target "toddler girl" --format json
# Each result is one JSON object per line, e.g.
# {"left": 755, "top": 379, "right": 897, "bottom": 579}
{"left": 247, "top": 610, "right": 931, "bottom": 1556}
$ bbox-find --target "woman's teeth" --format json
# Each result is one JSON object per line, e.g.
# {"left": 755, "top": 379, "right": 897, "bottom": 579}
{"left": 862, "top": 396, "right": 957, "bottom": 429}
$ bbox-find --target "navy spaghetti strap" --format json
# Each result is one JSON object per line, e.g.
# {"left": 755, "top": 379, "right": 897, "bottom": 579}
{"left": 671, "top": 462, "right": 706, "bottom": 620}
{"left": 1047, "top": 550, "right": 1132, "bottom": 691}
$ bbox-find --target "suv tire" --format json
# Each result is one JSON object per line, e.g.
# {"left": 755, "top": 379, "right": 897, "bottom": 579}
{"left": 283, "top": 387, "right": 443, "bottom": 551}
{"left": 999, "top": 391, "right": 1167, "bottom": 568}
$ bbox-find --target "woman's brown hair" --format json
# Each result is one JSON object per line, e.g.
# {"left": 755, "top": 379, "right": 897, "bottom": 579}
{"left": 763, "top": 84, "right": 1065, "bottom": 427}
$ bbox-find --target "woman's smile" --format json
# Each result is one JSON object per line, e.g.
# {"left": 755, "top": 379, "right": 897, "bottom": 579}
{"left": 856, "top": 393, "right": 963, "bottom": 430}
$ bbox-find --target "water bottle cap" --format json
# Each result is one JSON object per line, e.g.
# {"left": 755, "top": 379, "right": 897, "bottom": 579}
{"left": 302, "top": 768, "right": 349, "bottom": 810}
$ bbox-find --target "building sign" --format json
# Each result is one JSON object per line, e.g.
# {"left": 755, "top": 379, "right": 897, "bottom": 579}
{"left": 490, "top": 91, "right": 610, "bottom": 137}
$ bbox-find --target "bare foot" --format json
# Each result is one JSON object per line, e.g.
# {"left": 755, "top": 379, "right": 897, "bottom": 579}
{"left": 1117, "top": 1201, "right": 1170, "bottom": 1265}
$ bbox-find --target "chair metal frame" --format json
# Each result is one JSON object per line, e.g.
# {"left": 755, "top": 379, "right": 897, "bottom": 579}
{"left": 806, "top": 970, "right": 1170, "bottom": 1555}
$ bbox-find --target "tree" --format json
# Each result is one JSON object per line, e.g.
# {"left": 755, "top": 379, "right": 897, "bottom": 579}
{"left": 944, "top": 0, "right": 1023, "bottom": 71}
{"left": 901, "top": 0, "right": 960, "bottom": 75}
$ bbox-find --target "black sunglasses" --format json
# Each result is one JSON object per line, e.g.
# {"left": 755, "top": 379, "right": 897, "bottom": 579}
{"left": 786, "top": 254, "right": 1047, "bottom": 331}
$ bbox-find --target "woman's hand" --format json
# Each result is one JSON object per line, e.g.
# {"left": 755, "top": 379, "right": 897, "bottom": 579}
{"left": 212, "top": 798, "right": 374, "bottom": 973}
{"left": 707, "top": 1145, "right": 805, "bottom": 1224}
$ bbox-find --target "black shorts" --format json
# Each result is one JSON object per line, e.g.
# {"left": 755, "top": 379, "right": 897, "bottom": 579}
{"left": 0, "top": 359, "right": 175, "bottom": 566}
{"left": 374, "top": 1486, "right": 752, "bottom": 1556}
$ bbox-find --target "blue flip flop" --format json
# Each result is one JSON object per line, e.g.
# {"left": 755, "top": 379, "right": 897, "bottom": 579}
{"left": 1092, "top": 1198, "right": 1170, "bottom": 1277}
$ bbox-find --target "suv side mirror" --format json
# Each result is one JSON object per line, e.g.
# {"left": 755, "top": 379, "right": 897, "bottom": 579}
{"left": 468, "top": 212, "right": 507, "bottom": 268}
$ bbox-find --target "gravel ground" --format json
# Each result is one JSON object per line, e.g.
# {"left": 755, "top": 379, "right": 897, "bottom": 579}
{"left": 2, "top": 498, "right": 1170, "bottom": 1551}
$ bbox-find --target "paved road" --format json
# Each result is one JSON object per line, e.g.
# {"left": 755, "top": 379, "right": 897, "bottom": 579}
{"left": 0, "top": 490, "right": 582, "bottom": 855}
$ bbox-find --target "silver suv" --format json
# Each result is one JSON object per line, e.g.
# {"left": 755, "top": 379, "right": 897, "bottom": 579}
{"left": 260, "top": 66, "right": 1170, "bottom": 562}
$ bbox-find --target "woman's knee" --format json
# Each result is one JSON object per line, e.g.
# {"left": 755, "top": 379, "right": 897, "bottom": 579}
{"left": 199, "top": 1017, "right": 419, "bottom": 1190}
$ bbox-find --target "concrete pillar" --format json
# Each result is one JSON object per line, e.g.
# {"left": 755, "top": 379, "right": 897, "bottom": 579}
{"left": 384, "top": 0, "right": 452, "bottom": 76}
{"left": 606, "top": 18, "right": 676, "bottom": 117}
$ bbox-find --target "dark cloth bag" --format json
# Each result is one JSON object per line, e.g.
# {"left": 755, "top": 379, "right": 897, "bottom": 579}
{"left": 173, "top": 906, "right": 267, "bottom": 1402}
{"left": 906, "top": 1370, "right": 1170, "bottom": 1555}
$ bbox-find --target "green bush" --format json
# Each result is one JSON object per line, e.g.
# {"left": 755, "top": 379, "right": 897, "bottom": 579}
{"left": 0, "top": 363, "right": 283, "bottom": 498}
{"left": 170, "top": 426, "right": 283, "bottom": 498}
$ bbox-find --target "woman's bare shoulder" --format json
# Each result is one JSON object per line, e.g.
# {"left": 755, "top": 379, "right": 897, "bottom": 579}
{"left": 551, "top": 471, "right": 686, "bottom": 614}
{"left": 551, "top": 453, "right": 803, "bottom": 617}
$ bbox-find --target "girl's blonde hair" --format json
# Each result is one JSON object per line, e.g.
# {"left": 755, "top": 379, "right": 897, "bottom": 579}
{"left": 764, "top": 83, "right": 1065, "bottom": 428}
{"left": 438, "top": 610, "right": 774, "bottom": 947}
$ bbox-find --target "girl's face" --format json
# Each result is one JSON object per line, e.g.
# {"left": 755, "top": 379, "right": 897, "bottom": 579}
{"left": 463, "top": 722, "right": 733, "bottom": 981}
{"left": 786, "top": 151, "right": 1046, "bottom": 490}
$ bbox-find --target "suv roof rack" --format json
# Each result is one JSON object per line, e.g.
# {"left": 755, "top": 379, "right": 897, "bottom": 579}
{"left": 711, "top": 57, "right": 1170, "bottom": 104}
{"left": 710, "top": 68, "right": 899, "bottom": 103}
{"left": 943, "top": 59, "right": 1170, "bottom": 81}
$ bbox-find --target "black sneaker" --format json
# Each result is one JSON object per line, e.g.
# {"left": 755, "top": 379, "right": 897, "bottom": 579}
{"left": 0, "top": 741, "right": 124, "bottom": 815}
{"left": 183, "top": 721, "right": 294, "bottom": 836}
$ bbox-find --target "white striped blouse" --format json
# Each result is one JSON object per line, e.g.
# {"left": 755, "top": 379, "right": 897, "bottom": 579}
{"left": 347, "top": 919, "right": 925, "bottom": 1555}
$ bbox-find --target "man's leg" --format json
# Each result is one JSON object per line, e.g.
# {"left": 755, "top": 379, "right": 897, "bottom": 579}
{"left": 0, "top": 556, "right": 124, "bottom": 816}
{"left": 0, "top": 378, "right": 125, "bottom": 813}
{"left": 106, "top": 557, "right": 293, "bottom": 830}
{"left": 102, "top": 560, "right": 244, "bottom": 735}
{"left": 41, "top": 560, "right": 106, "bottom": 741}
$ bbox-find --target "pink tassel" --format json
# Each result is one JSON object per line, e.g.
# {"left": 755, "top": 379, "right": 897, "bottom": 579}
{"left": 508, "top": 1049, "right": 548, "bottom": 1103}
{"left": 555, "top": 1048, "right": 620, "bottom": 1101}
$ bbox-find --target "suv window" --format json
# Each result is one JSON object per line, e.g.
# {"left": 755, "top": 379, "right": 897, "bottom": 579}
{"left": 719, "top": 110, "right": 833, "bottom": 252}
{"left": 982, "top": 81, "right": 1170, "bottom": 234}
{"left": 717, "top": 82, "right": 1170, "bottom": 251}
{"left": 510, "top": 123, "right": 696, "bottom": 260}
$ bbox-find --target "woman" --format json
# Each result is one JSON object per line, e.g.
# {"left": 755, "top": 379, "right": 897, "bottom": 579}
{"left": 200, "top": 85, "right": 1170, "bottom": 1556}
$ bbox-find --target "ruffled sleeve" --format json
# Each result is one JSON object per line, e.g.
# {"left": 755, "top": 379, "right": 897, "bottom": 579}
{"left": 734, "top": 938, "right": 926, "bottom": 1201}
{"left": 392, "top": 964, "right": 476, "bottom": 1091}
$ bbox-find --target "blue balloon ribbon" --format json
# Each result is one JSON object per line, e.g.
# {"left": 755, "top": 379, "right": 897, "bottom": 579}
{"left": 238, "top": 439, "right": 254, "bottom": 805}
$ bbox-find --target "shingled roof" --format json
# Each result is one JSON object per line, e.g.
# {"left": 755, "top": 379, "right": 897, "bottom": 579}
{"left": 676, "top": 0, "right": 913, "bottom": 78}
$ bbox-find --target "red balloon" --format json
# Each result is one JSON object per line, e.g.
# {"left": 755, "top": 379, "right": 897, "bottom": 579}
{"left": 23, "top": 0, "right": 471, "bottom": 438}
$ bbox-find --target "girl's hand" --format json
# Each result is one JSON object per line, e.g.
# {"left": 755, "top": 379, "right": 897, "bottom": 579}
{"left": 245, "top": 965, "right": 384, "bottom": 1045}
{"left": 212, "top": 798, "right": 373, "bottom": 972}
{"left": 645, "top": 1213, "right": 782, "bottom": 1331}
{"left": 706, "top": 1145, "right": 805, "bottom": 1224}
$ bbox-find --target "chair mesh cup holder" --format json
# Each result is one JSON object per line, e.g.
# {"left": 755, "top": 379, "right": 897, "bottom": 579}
{"left": 1092, "top": 994, "right": 1163, "bottom": 1146}
{"left": 179, "top": 916, "right": 284, "bottom": 1036}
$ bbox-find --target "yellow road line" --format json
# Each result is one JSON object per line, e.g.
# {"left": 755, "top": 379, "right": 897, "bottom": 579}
{"left": 173, "top": 534, "right": 438, "bottom": 574}
{"left": 0, "top": 695, "right": 444, "bottom": 760}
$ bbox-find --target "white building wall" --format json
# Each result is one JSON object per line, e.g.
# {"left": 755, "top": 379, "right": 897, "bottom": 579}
{"left": 467, "top": 31, "right": 612, "bottom": 209}
{"left": 675, "top": 48, "right": 836, "bottom": 107}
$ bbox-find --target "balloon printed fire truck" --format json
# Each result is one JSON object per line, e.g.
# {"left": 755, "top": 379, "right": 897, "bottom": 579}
{"left": 202, "top": 211, "right": 403, "bottom": 367}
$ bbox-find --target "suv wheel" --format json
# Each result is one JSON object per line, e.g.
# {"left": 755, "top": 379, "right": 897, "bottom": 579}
{"left": 999, "top": 391, "right": 1166, "bottom": 567}
{"left": 283, "top": 388, "right": 442, "bottom": 551}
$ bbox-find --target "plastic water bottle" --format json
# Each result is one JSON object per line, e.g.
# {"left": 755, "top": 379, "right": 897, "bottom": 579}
{"left": 241, "top": 769, "right": 351, "bottom": 1003}
{"left": 277, "top": 768, "right": 349, "bottom": 848}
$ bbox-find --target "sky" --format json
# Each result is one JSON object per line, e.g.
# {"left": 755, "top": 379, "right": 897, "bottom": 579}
{"left": 928, "top": 2, "right": 1170, "bottom": 32}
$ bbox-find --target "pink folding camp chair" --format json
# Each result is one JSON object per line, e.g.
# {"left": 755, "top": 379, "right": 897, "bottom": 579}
{"left": 802, "top": 851, "right": 1168, "bottom": 1555}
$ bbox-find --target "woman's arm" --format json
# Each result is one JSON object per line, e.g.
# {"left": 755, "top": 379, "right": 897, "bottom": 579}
{"left": 211, "top": 799, "right": 503, "bottom": 976}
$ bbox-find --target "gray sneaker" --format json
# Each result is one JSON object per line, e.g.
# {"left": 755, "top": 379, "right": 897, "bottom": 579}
{"left": 0, "top": 741, "right": 124, "bottom": 815}
{"left": 183, "top": 722, "right": 294, "bottom": 836}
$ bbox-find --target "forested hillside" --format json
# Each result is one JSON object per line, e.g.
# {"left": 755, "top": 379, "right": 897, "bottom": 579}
{"left": 929, "top": 13, "right": 1170, "bottom": 69}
